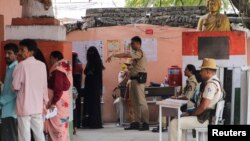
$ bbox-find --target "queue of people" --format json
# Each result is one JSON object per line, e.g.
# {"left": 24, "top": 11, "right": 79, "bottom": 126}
{"left": 0, "top": 36, "right": 224, "bottom": 141}
{"left": 0, "top": 38, "right": 105, "bottom": 141}
{"left": 0, "top": 39, "right": 74, "bottom": 141}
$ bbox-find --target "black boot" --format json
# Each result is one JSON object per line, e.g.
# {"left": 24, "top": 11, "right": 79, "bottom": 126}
{"left": 152, "top": 126, "right": 167, "bottom": 133}
{"left": 124, "top": 122, "right": 140, "bottom": 130}
{"left": 139, "top": 122, "right": 149, "bottom": 131}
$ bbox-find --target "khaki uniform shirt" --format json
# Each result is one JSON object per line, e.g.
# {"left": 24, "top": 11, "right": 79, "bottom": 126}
{"left": 183, "top": 75, "right": 198, "bottom": 109}
{"left": 202, "top": 75, "right": 223, "bottom": 109}
{"left": 130, "top": 49, "right": 147, "bottom": 77}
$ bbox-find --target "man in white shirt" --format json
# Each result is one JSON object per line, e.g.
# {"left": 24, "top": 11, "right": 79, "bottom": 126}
{"left": 12, "top": 39, "right": 48, "bottom": 141}
{"left": 169, "top": 58, "right": 223, "bottom": 141}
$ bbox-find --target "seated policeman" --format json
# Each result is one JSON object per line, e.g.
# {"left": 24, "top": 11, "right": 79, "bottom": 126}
{"left": 169, "top": 58, "right": 223, "bottom": 141}
{"left": 172, "top": 64, "right": 199, "bottom": 112}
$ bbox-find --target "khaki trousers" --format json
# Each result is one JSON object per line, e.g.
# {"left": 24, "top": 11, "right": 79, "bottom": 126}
{"left": 169, "top": 116, "right": 208, "bottom": 141}
{"left": 129, "top": 80, "right": 149, "bottom": 123}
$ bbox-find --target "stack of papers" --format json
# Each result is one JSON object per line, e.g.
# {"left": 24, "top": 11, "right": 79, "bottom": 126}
{"left": 156, "top": 98, "right": 188, "bottom": 107}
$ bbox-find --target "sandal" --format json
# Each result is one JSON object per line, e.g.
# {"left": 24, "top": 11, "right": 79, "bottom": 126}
{"left": 73, "top": 127, "right": 77, "bottom": 135}
{"left": 152, "top": 126, "right": 167, "bottom": 132}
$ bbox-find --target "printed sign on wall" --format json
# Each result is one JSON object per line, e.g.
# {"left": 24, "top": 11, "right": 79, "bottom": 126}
{"left": 124, "top": 38, "right": 157, "bottom": 61}
{"left": 107, "top": 40, "right": 121, "bottom": 57}
{"left": 72, "top": 40, "right": 103, "bottom": 64}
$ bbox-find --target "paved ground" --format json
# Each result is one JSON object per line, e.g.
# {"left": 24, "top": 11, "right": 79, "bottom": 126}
{"left": 73, "top": 123, "right": 196, "bottom": 141}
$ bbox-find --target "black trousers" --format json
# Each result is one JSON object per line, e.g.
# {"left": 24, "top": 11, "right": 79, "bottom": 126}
{"left": 0, "top": 117, "right": 18, "bottom": 141}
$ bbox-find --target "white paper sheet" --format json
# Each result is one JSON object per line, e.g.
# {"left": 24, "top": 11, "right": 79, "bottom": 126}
{"left": 72, "top": 40, "right": 103, "bottom": 64}
{"left": 124, "top": 38, "right": 157, "bottom": 61}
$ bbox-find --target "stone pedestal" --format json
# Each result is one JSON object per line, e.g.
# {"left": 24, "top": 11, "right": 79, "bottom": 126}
{"left": 12, "top": 18, "right": 60, "bottom": 26}
{"left": 6, "top": 25, "right": 66, "bottom": 41}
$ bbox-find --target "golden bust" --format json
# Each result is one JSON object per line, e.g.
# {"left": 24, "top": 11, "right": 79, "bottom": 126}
{"left": 197, "top": 0, "right": 231, "bottom": 31}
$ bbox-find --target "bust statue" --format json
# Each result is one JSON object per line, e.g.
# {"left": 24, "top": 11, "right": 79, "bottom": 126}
{"left": 20, "top": 0, "right": 54, "bottom": 18}
{"left": 197, "top": 0, "right": 231, "bottom": 31}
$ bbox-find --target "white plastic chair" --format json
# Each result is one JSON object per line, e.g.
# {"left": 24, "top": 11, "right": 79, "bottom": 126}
{"left": 195, "top": 100, "right": 225, "bottom": 141}
{"left": 213, "top": 100, "right": 225, "bottom": 125}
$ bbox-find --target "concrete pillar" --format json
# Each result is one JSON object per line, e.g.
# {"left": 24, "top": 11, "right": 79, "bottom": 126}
{"left": 0, "top": 16, "right": 73, "bottom": 140}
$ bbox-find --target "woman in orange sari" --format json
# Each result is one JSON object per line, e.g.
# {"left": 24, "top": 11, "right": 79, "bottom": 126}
{"left": 45, "top": 51, "right": 72, "bottom": 141}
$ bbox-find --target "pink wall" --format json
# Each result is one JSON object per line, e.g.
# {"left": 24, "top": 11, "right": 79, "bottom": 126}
{"left": 0, "top": 0, "right": 22, "bottom": 38}
{"left": 67, "top": 24, "right": 193, "bottom": 122}
{"left": 0, "top": 0, "right": 21, "bottom": 81}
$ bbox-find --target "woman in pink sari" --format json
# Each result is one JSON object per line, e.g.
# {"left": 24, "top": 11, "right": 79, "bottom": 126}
{"left": 45, "top": 51, "right": 72, "bottom": 141}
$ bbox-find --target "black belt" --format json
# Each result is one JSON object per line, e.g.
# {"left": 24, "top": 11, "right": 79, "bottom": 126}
{"left": 130, "top": 76, "right": 138, "bottom": 80}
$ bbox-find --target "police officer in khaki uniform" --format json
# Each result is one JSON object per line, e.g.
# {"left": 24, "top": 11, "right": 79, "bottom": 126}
{"left": 176, "top": 64, "right": 199, "bottom": 111}
{"left": 107, "top": 36, "right": 149, "bottom": 131}
{"left": 169, "top": 58, "right": 223, "bottom": 141}
{"left": 152, "top": 64, "right": 199, "bottom": 133}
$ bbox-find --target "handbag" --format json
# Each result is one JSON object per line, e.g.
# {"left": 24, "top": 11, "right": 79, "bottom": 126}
{"left": 137, "top": 72, "right": 147, "bottom": 83}
{"left": 197, "top": 109, "right": 215, "bottom": 124}
{"left": 123, "top": 86, "right": 130, "bottom": 100}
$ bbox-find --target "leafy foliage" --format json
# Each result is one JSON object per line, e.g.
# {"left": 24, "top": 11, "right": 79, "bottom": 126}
{"left": 125, "top": 0, "right": 250, "bottom": 9}
{"left": 125, "top": 0, "right": 205, "bottom": 7}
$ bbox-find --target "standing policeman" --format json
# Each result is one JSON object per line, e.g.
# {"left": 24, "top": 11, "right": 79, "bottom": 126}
{"left": 106, "top": 36, "right": 149, "bottom": 131}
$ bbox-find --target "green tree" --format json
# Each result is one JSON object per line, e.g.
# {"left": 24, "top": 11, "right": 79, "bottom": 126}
{"left": 125, "top": 0, "right": 250, "bottom": 9}
{"left": 125, "top": 0, "right": 250, "bottom": 17}
{"left": 125, "top": 0, "right": 205, "bottom": 7}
